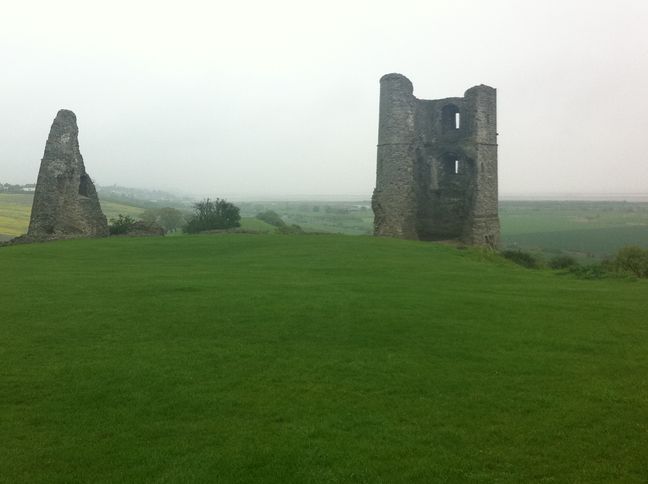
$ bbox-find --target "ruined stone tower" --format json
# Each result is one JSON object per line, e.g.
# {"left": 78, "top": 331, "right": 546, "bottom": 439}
{"left": 28, "top": 110, "right": 108, "bottom": 238}
{"left": 372, "top": 74, "right": 500, "bottom": 247}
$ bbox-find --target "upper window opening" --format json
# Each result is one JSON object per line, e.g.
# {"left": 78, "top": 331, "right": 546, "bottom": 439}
{"left": 454, "top": 160, "right": 461, "bottom": 174}
{"left": 441, "top": 104, "right": 460, "bottom": 132}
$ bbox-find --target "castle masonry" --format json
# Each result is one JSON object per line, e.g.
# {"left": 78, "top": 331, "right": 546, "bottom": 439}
{"left": 372, "top": 74, "right": 500, "bottom": 247}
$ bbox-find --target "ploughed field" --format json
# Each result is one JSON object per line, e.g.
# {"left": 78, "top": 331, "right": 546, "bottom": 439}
{"left": 1, "top": 234, "right": 647, "bottom": 482}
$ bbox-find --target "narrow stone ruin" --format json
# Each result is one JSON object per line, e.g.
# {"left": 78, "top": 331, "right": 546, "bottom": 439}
{"left": 27, "top": 110, "right": 108, "bottom": 239}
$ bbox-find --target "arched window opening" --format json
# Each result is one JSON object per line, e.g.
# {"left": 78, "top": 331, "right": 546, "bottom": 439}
{"left": 441, "top": 104, "right": 460, "bottom": 132}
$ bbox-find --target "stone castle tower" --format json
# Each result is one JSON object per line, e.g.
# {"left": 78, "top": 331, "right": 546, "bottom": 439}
{"left": 372, "top": 74, "right": 500, "bottom": 247}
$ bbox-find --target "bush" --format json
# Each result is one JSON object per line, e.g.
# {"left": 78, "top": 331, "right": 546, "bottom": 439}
{"left": 109, "top": 214, "right": 137, "bottom": 235}
{"left": 255, "top": 210, "right": 286, "bottom": 228}
{"left": 501, "top": 250, "right": 541, "bottom": 269}
{"left": 276, "top": 224, "right": 304, "bottom": 235}
{"left": 184, "top": 198, "right": 241, "bottom": 234}
{"left": 567, "top": 263, "right": 608, "bottom": 280}
{"left": 548, "top": 255, "right": 578, "bottom": 270}
{"left": 614, "top": 246, "right": 648, "bottom": 278}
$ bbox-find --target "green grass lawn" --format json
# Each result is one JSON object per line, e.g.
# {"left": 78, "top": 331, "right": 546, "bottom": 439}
{"left": 1, "top": 234, "right": 647, "bottom": 482}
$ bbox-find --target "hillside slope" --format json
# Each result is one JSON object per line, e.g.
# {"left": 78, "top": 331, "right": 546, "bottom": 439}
{"left": 0, "top": 234, "right": 647, "bottom": 482}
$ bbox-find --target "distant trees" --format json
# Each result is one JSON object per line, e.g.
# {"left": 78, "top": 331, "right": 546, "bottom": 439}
{"left": 255, "top": 209, "right": 303, "bottom": 234}
{"left": 109, "top": 214, "right": 165, "bottom": 236}
{"left": 615, "top": 246, "right": 648, "bottom": 278}
{"left": 255, "top": 210, "right": 285, "bottom": 228}
{"left": 184, "top": 198, "right": 241, "bottom": 233}
{"left": 0, "top": 183, "right": 35, "bottom": 193}
{"left": 548, "top": 255, "right": 577, "bottom": 270}
{"left": 140, "top": 207, "right": 185, "bottom": 233}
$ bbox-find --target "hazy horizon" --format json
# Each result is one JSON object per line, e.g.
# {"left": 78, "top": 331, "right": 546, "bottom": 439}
{"left": 2, "top": 0, "right": 647, "bottom": 197}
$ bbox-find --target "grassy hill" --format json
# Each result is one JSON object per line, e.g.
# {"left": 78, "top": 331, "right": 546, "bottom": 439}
{"left": 1, "top": 234, "right": 646, "bottom": 482}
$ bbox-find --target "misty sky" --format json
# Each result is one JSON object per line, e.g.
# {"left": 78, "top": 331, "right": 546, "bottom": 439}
{"left": 1, "top": 0, "right": 647, "bottom": 198}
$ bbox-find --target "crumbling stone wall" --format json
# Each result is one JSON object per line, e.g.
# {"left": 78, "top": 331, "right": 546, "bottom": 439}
{"left": 27, "top": 110, "right": 108, "bottom": 238}
{"left": 372, "top": 74, "right": 500, "bottom": 247}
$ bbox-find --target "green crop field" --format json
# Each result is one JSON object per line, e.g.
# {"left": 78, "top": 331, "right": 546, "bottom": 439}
{"left": 0, "top": 193, "right": 145, "bottom": 240}
{"left": 499, "top": 201, "right": 648, "bottom": 259}
{"left": 0, "top": 193, "right": 271, "bottom": 240}
{"left": 1, "top": 234, "right": 647, "bottom": 482}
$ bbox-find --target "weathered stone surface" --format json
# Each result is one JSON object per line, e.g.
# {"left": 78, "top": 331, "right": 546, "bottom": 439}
{"left": 27, "top": 110, "right": 108, "bottom": 238}
{"left": 372, "top": 74, "right": 500, "bottom": 247}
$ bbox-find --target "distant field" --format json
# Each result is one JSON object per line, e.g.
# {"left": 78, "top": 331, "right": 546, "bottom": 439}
{"left": 0, "top": 193, "right": 146, "bottom": 239}
{"left": 240, "top": 199, "right": 648, "bottom": 258}
{"left": 238, "top": 200, "right": 374, "bottom": 235}
{"left": 0, "top": 193, "right": 32, "bottom": 239}
{"left": 0, "top": 193, "right": 274, "bottom": 239}
{"left": 2, "top": 194, "right": 647, "bottom": 256}
{"left": 500, "top": 201, "right": 648, "bottom": 259}
{"left": 1, "top": 234, "right": 647, "bottom": 482}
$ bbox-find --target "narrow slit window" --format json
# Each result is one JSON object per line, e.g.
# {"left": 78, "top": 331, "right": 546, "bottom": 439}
{"left": 441, "top": 104, "right": 460, "bottom": 132}
{"left": 455, "top": 112, "right": 460, "bottom": 129}
{"left": 454, "top": 160, "right": 460, "bottom": 174}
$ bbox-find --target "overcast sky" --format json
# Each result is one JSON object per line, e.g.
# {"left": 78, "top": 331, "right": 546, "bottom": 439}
{"left": 1, "top": 0, "right": 647, "bottom": 198}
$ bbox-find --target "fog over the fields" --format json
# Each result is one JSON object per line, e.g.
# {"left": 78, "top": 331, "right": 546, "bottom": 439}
{"left": 1, "top": 0, "right": 647, "bottom": 198}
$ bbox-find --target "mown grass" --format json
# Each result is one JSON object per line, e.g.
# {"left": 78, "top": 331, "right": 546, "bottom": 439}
{"left": 1, "top": 234, "right": 647, "bottom": 483}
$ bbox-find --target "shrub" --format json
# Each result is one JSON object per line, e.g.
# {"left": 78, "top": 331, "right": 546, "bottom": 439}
{"left": 548, "top": 255, "right": 578, "bottom": 270}
{"left": 501, "top": 250, "right": 541, "bottom": 269}
{"left": 568, "top": 263, "right": 608, "bottom": 280}
{"left": 276, "top": 224, "right": 304, "bottom": 235}
{"left": 255, "top": 210, "right": 286, "bottom": 228}
{"left": 109, "top": 214, "right": 137, "bottom": 235}
{"left": 614, "top": 246, "right": 648, "bottom": 278}
{"left": 183, "top": 198, "right": 240, "bottom": 234}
